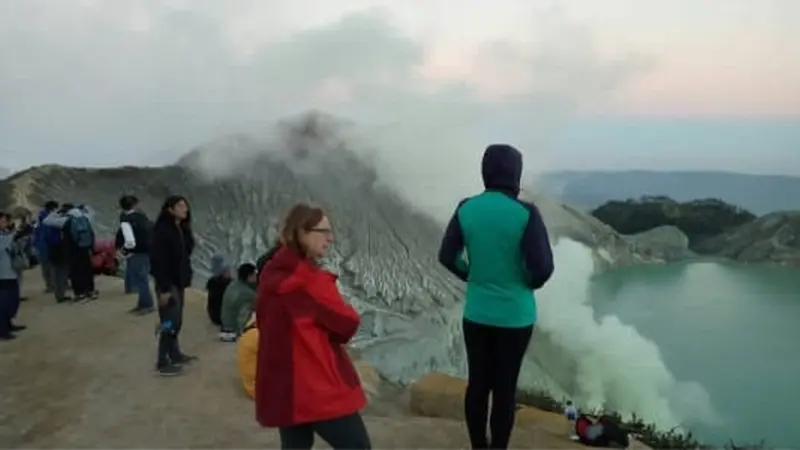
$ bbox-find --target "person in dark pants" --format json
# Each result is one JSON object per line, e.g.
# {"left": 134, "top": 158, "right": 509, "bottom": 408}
{"left": 205, "top": 254, "right": 231, "bottom": 327}
{"left": 116, "top": 195, "right": 155, "bottom": 315}
{"left": 150, "top": 195, "right": 197, "bottom": 376}
{"left": 0, "top": 212, "right": 25, "bottom": 340}
{"left": 41, "top": 204, "right": 73, "bottom": 303}
{"left": 34, "top": 201, "right": 60, "bottom": 293}
{"left": 63, "top": 205, "right": 97, "bottom": 302}
{"left": 438, "top": 144, "right": 555, "bottom": 449}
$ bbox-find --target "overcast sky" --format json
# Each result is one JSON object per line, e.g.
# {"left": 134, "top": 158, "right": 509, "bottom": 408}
{"left": 1, "top": 0, "right": 798, "bottom": 175}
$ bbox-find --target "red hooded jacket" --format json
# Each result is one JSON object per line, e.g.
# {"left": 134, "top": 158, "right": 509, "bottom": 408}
{"left": 255, "top": 246, "right": 366, "bottom": 427}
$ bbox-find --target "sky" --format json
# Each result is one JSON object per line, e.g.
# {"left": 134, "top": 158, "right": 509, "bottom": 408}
{"left": 0, "top": 0, "right": 798, "bottom": 175}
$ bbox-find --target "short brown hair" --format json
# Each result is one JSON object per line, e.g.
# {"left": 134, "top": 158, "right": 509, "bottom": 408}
{"left": 280, "top": 203, "right": 326, "bottom": 256}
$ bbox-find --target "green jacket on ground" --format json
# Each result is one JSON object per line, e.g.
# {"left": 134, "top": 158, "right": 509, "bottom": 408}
{"left": 220, "top": 280, "right": 257, "bottom": 333}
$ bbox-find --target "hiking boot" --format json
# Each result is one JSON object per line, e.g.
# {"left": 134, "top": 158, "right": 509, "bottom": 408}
{"left": 156, "top": 364, "right": 183, "bottom": 377}
{"left": 9, "top": 324, "right": 26, "bottom": 332}
{"left": 56, "top": 296, "right": 72, "bottom": 303}
{"left": 0, "top": 333, "right": 17, "bottom": 341}
{"left": 90, "top": 290, "right": 99, "bottom": 300}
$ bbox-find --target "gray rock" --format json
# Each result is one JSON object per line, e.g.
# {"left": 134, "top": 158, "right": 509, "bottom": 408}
{"left": 694, "top": 211, "right": 800, "bottom": 267}
{"left": 622, "top": 225, "right": 694, "bottom": 263}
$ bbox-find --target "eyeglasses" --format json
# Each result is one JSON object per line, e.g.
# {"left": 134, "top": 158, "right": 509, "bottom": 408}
{"left": 308, "top": 227, "right": 334, "bottom": 236}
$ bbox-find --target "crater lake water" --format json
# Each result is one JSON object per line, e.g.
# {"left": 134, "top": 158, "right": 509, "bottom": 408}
{"left": 590, "top": 260, "right": 800, "bottom": 447}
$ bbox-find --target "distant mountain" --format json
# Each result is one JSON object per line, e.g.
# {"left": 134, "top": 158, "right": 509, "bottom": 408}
{"left": 0, "top": 167, "right": 10, "bottom": 179}
{"left": 537, "top": 170, "right": 800, "bottom": 215}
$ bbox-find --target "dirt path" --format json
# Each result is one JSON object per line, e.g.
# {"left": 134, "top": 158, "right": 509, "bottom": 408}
{"left": 0, "top": 272, "right": 581, "bottom": 448}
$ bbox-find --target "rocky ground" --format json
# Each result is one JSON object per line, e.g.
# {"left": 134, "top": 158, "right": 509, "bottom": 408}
{"left": 0, "top": 271, "right": 594, "bottom": 449}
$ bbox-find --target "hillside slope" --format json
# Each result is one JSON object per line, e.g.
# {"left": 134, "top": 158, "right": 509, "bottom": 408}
{"left": 0, "top": 118, "right": 697, "bottom": 411}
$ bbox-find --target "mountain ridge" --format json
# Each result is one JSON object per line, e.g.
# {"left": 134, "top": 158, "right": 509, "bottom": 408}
{"left": 537, "top": 169, "right": 800, "bottom": 215}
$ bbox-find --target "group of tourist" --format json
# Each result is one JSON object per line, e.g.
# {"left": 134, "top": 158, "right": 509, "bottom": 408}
{"left": 0, "top": 201, "right": 106, "bottom": 340}
{"left": 3, "top": 143, "right": 559, "bottom": 449}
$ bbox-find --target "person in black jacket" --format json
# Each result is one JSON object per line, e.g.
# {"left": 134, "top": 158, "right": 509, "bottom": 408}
{"left": 150, "top": 195, "right": 196, "bottom": 376}
{"left": 116, "top": 195, "right": 154, "bottom": 315}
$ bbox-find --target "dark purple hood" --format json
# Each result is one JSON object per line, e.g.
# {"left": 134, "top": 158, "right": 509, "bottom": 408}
{"left": 481, "top": 144, "right": 523, "bottom": 197}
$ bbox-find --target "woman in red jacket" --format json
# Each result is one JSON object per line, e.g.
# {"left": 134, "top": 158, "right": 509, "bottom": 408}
{"left": 255, "top": 203, "right": 371, "bottom": 450}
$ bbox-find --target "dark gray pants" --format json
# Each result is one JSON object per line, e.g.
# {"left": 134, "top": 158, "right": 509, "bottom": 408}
{"left": 278, "top": 412, "right": 371, "bottom": 450}
{"left": 40, "top": 259, "right": 55, "bottom": 292}
{"left": 157, "top": 286, "right": 185, "bottom": 367}
{"left": 52, "top": 262, "right": 70, "bottom": 302}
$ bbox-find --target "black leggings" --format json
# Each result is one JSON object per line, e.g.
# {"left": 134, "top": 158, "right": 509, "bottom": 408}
{"left": 278, "top": 412, "right": 371, "bottom": 450}
{"left": 463, "top": 319, "right": 533, "bottom": 450}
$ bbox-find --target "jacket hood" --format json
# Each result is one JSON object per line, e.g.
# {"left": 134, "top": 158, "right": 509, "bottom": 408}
{"left": 481, "top": 144, "right": 523, "bottom": 197}
{"left": 210, "top": 254, "right": 230, "bottom": 276}
{"left": 262, "top": 246, "right": 335, "bottom": 295}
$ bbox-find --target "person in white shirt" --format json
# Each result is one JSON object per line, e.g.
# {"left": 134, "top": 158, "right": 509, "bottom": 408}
{"left": 115, "top": 195, "right": 154, "bottom": 315}
{"left": 564, "top": 400, "right": 579, "bottom": 440}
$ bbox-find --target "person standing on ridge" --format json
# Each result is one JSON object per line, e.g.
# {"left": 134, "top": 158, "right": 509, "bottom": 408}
{"left": 0, "top": 212, "right": 26, "bottom": 340}
{"left": 42, "top": 203, "right": 75, "bottom": 303}
{"left": 116, "top": 195, "right": 154, "bottom": 315}
{"left": 63, "top": 204, "right": 98, "bottom": 302}
{"left": 255, "top": 203, "right": 371, "bottom": 450}
{"left": 150, "top": 195, "right": 197, "bottom": 376}
{"left": 34, "top": 201, "right": 59, "bottom": 293}
{"left": 438, "top": 144, "right": 555, "bottom": 450}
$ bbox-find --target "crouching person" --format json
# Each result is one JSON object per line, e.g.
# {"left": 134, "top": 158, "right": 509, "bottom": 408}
{"left": 219, "top": 262, "right": 257, "bottom": 342}
{"left": 255, "top": 204, "right": 371, "bottom": 450}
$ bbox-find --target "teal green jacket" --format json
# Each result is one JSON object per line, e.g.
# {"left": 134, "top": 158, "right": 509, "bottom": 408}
{"left": 438, "top": 144, "right": 554, "bottom": 328}
{"left": 221, "top": 280, "right": 257, "bottom": 333}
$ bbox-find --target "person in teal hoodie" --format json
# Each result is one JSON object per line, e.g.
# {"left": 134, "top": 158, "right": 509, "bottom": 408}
{"left": 438, "top": 143, "right": 554, "bottom": 450}
{"left": 219, "top": 262, "right": 257, "bottom": 341}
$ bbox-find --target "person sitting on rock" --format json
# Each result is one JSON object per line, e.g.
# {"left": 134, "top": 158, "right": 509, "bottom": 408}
{"left": 437, "top": 144, "right": 555, "bottom": 450}
{"left": 237, "top": 311, "right": 258, "bottom": 398}
{"left": 255, "top": 203, "right": 371, "bottom": 450}
{"left": 205, "top": 254, "right": 231, "bottom": 328}
{"left": 219, "top": 262, "right": 257, "bottom": 342}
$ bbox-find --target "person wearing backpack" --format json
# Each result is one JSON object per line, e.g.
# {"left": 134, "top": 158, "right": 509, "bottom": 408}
{"left": 42, "top": 204, "right": 73, "bottom": 303}
{"left": 63, "top": 205, "right": 97, "bottom": 302}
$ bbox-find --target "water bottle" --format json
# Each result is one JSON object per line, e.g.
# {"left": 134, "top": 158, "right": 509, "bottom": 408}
{"left": 155, "top": 320, "right": 173, "bottom": 337}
